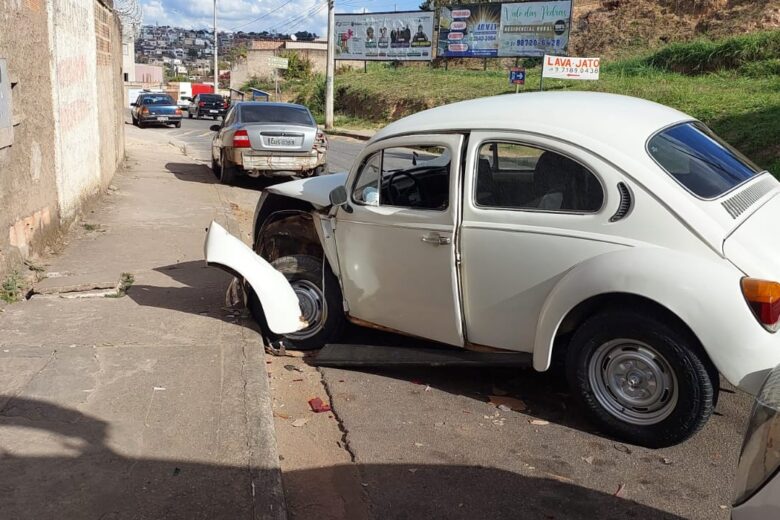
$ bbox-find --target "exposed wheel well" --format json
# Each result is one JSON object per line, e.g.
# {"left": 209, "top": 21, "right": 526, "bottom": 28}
{"left": 253, "top": 194, "right": 325, "bottom": 265}
{"left": 553, "top": 293, "right": 720, "bottom": 400}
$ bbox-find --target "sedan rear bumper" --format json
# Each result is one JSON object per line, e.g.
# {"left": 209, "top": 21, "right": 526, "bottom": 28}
{"left": 232, "top": 149, "right": 327, "bottom": 175}
{"left": 140, "top": 115, "right": 182, "bottom": 124}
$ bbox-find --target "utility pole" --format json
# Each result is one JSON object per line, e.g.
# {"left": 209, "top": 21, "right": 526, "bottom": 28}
{"left": 213, "top": 0, "right": 218, "bottom": 95}
{"left": 325, "top": 0, "right": 335, "bottom": 129}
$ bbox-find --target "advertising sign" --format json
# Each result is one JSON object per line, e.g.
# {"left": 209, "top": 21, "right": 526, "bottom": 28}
{"left": 438, "top": 1, "right": 572, "bottom": 58}
{"left": 334, "top": 11, "right": 434, "bottom": 61}
{"left": 268, "top": 56, "right": 289, "bottom": 70}
{"left": 509, "top": 67, "right": 526, "bottom": 85}
{"left": 542, "top": 54, "right": 600, "bottom": 80}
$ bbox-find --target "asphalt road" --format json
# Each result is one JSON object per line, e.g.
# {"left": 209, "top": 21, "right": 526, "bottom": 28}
{"left": 152, "top": 114, "right": 752, "bottom": 519}
{"left": 128, "top": 114, "right": 366, "bottom": 173}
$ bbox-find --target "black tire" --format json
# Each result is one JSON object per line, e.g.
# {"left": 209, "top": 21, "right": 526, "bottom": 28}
{"left": 249, "top": 255, "right": 345, "bottom": 351}
{"left": 219, "top": 151, "right": 236, "bottom": 185}
{"left": 188, "top": 112, "right": 193, "bottom": 119}
{"left": 566, "top": 309, "right": 715, "bottom": 448}
{"left": 138, "top": 120, "right": 146, "bottom": 129}
{"left": 211, "top": 155, "right": 220, "bottom": 177}
{"left": 131, "top": 115, "right": 137, "bottom": 126}
{"left": 174, "top": 121, "right": 181, "bottom": 128}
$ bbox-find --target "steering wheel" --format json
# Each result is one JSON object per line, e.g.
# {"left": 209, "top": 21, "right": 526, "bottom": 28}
{"left": 386, "top": 171, "right": 427, "bottom": 207}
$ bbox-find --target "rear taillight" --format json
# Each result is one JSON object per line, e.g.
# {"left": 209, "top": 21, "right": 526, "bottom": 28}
{"left": 315, "top": 131, "right": 327, "bottom": 148}
{"left": 223, "top": 101, "right": 229, "bottom": 109}
{"left": 741, "top": 278, "right": 780, "bottom": 332}
{"left": 175, "top": 108, "right": 183, "bottom": 116}
{"left": 232, "top": 129, "right": 250, "bottom": 148}
{"left": 199, "top": 101, "right": 206, "bottom": 107}
{"left": 141, "top": 107, "right": 149, "bottom": 115}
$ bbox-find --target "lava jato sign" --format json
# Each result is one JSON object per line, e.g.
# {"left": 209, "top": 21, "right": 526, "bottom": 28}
{"left": 542, "top": 55, "right": 600, "bottom": 80}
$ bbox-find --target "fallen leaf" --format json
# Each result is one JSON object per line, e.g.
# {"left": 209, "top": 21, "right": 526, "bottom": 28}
{"left": 582, "top": 456, "right": 594, "bottom": 465}
{"left": 414, "top": 442, "right": 424, "bottom": 447}
{"left": 308, "top": 397, "right": 332, "bottom": 413}
{"left": 291, "top": 418, "right": 309, "bottom": 427}
{"left": 719, "top": 505, "right": 728, "bottom": 510}
{"left": 529, "top": 419, "right": 549, "bottom": 425}
{"left": 284, "top": 364, "right": 303, "bottom": 372}
{"left": 489, "top": 395, "right": 527, "bottom": 412}
{"left": 613, "top": 443, "right": 632, "bottom": 455}
{"left": 273, "top": 411, "right": 290, "bottom": 419}
{"left": 614, "top": 483, "right": 626, "bottom": 497}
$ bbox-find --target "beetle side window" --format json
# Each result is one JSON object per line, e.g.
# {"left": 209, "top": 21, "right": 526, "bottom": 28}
{"left": 353, "top": 152, "right": 382, "bottom": 206}
{"left": 380, "top": 146, "right": 450, "bottom": 210}
{"left": 475, "top": 142, "right": 603, "bottom": 212}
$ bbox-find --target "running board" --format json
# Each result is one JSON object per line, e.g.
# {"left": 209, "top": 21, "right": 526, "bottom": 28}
{"left": 313, "top": 344, "right": 533, "bottom": 368}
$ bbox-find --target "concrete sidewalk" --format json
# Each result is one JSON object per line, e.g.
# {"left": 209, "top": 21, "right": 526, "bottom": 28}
{"left": 0, "top": 127, "right": 285, "bottom": 519}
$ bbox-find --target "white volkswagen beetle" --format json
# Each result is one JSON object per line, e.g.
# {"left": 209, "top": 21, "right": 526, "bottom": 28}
{"left": 205, "top": 92, "right": 780, "bottom": 447}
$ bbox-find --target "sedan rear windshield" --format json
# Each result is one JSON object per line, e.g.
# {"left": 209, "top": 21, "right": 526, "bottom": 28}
{"left": 240, "top": 105, "right": 314, "bottom": 126}
{"left": 647, "top": 122, "right": 762, "bottom": 199}
{"left": 142, "top": 95, "right": 175, "bottom": 105}
{"left": 199, "top": 95, "right": 223, "bottom": 101}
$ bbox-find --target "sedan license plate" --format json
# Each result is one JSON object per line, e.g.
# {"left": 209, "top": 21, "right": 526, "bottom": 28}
{"left": 268, "top": 137, "right": 296, "bottom": 146}
{"left": 157, "top": 116, "right": 168, "bottom": 121}
{"left": 209, "top": 110, "right": 218, "bottom": 114}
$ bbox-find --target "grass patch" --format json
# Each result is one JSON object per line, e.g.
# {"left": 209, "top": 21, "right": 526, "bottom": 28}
{"left": 105, "top": 272, "right": 135, "bottom": 298}
{"left": 644, "top": 31, "right": 780, "bottom": 74}
{"left": 1, "top": 271, "right": 24, "bottom": 303}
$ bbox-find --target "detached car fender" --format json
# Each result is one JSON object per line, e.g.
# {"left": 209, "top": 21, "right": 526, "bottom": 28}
{"left": 533, "top": 247, "right": 779, "bottom": 394}
{"left": 204, "top": 221, "right": 305, "bottom": 334}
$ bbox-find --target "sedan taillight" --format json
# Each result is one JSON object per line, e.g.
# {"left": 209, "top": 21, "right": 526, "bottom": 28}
{"left": 232, "top": 129, "right": 250, "bottom": 148}
{"left": 315, "top": 131, "right": 327, "bottom": 148}
{"left": 741, "top": 278, "right": 780, "bottom": 331}
{"left": 199, "top": 101, "right": 206, "bottom": 107}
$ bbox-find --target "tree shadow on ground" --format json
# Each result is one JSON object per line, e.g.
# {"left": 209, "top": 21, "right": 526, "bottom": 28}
{"left": 0, "top": 396, "right": 684, "bottom": 519}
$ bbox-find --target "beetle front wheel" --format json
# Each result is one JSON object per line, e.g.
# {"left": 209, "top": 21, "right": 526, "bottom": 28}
{"left": 566, "top": 309, "right": 716, "bottom": 448}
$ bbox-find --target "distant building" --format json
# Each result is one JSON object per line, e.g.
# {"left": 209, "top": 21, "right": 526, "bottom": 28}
{"left": 135, "top": 64, "right": 163, "bottom": 84}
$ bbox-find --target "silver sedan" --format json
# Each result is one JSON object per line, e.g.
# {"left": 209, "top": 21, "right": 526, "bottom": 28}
{"left": 210, "top": 101, "right": 328, "bottom": 185}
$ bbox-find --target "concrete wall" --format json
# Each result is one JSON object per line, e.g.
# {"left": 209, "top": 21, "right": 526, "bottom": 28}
{"left": 0, "top": 0, "right": 125, "bottom": 276}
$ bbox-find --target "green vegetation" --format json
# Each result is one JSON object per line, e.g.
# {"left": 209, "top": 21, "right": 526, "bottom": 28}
{"left": 106, "top": 272, "right": 135, "bottom": 298}
{"left": 304, "top": 30, "right": 779, "bottom": 176}
{"left": 1, "top": 271, "right": 23, "bottom": 303}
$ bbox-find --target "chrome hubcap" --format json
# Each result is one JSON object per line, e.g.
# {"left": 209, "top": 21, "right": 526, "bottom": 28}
{"left": 588, "top": 339, "right": 677, "bottom": 425}
{"left": 286, "top": 280, "right": 326, "bottom": 340}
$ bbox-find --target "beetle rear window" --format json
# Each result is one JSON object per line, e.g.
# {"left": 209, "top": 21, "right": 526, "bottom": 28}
{"left": 647, "top": 122, "right": 761, "bottom": 199}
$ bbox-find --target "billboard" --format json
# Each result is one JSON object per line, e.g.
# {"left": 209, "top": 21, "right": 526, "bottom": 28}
{"left": 438, "top": 1, "right": 572, "bottom": 58}
{"left": 335, "top": 11, "right": 435, "bottom": 61}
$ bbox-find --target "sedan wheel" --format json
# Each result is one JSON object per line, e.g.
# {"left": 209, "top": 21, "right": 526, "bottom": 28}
{"left": 219, "top": 152, "right": 236, "bottom": 185}
{"left": 566, "top": 309, "right": 716, "bottom": 448}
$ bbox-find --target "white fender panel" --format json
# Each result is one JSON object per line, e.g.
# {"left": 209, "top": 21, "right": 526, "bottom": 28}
{"left": 204, "top": 221, "right": 305, "bottom": 334}
{"left": 265, "top": 172, "right": 348, "bottom": 209}
{"left": 533, "top": 247, "right": 780, "bottom": 395}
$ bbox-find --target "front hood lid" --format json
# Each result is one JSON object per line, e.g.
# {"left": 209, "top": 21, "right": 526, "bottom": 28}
{"left": 265, "top": 172, "right": 347, "bottom": 209}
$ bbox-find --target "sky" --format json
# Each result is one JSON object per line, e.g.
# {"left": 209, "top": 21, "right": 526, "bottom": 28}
{"left": 141, "top": 0, "right": 422, "bottom": 38}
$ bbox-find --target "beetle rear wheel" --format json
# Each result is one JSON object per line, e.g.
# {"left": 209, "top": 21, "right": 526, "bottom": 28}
{"left": 249, "top": 254, "right": 345, "bottom": 351}
{"left": 566, "top": 309, "right": 715, "bottom": 448}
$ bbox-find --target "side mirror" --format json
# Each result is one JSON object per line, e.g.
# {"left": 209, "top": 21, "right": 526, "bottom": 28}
{"left": 329, "top": 185, "right": 348, "bottom": 207}
{"left": 130, "top": 102, "right": 137, "bottom": 107}
{"left": 209, "top": 124, "right": 221, "bottom": 132}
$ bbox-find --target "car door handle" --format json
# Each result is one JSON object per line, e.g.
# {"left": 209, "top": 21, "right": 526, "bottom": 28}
{"left": 421, "top": 233, "right": 451, "bottom": 246}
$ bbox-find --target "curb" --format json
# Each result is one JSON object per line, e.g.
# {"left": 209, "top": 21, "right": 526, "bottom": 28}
{"left": 244, "top": 340, "right": 288, "bottom": 520}
{"left": 325, "top": 128, "right": 375, "bottom": 141}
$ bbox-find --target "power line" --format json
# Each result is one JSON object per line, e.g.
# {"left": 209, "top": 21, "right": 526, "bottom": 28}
{"left": 229, "top": 0, "right": 297, "bottom": 32}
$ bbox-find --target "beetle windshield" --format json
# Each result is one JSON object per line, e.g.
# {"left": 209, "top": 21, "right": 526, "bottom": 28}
{"left": 647, "top": 122, "right": 762, "bottom": 199}
{"left": 240, "top": 105, "right": 314, "bottom": 126}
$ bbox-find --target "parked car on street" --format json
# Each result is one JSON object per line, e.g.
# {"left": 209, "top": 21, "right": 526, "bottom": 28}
{"left": 209, "top": 101, "right": 328, "bottom": 184}
{"left": 205, "top": 91, "right": 780, "bottom": 448}
{"left": 188, "top": 93, "right": 227, "bottom": 120}
{"left": 732, "top": 364, "right": 780, "bottom": 519}
{"left": 130, "top": 93, "right": 183, "bottom": 128}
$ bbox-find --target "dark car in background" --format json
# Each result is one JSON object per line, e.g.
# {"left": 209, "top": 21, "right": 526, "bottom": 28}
{"left": 130, "top": 93, "right": 183, "bottom": 128}
{"left": 210, "top": 102, "right": 327, "bottom": 184}
{"left": 188, "top": 94, "right": 228, "bottom": 120}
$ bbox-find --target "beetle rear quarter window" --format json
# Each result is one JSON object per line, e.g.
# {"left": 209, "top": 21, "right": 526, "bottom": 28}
{"left": 648, "top": 122, "right": 761, "bottom": 199}
{"left": 476, "top": 142, "right": 603, "bottom": 212}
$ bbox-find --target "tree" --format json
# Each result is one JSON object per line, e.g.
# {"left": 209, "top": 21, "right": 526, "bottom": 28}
{"left": 294, "top": 31, "right": 317, "bottom": 41}
{"left": 187, "top": 48, "right": 199, "bottom": 59}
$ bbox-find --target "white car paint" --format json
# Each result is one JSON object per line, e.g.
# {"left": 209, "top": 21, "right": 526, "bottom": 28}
{"left": 204, "top": 221, "right": 305, "bottom": 334}
{"left": 208, "top": 91, "right": 780, "bottom": 397}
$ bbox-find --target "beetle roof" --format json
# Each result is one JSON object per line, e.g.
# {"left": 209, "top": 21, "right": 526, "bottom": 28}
{"left": 371, "top": 92, "right": 693, "bottom": 148}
